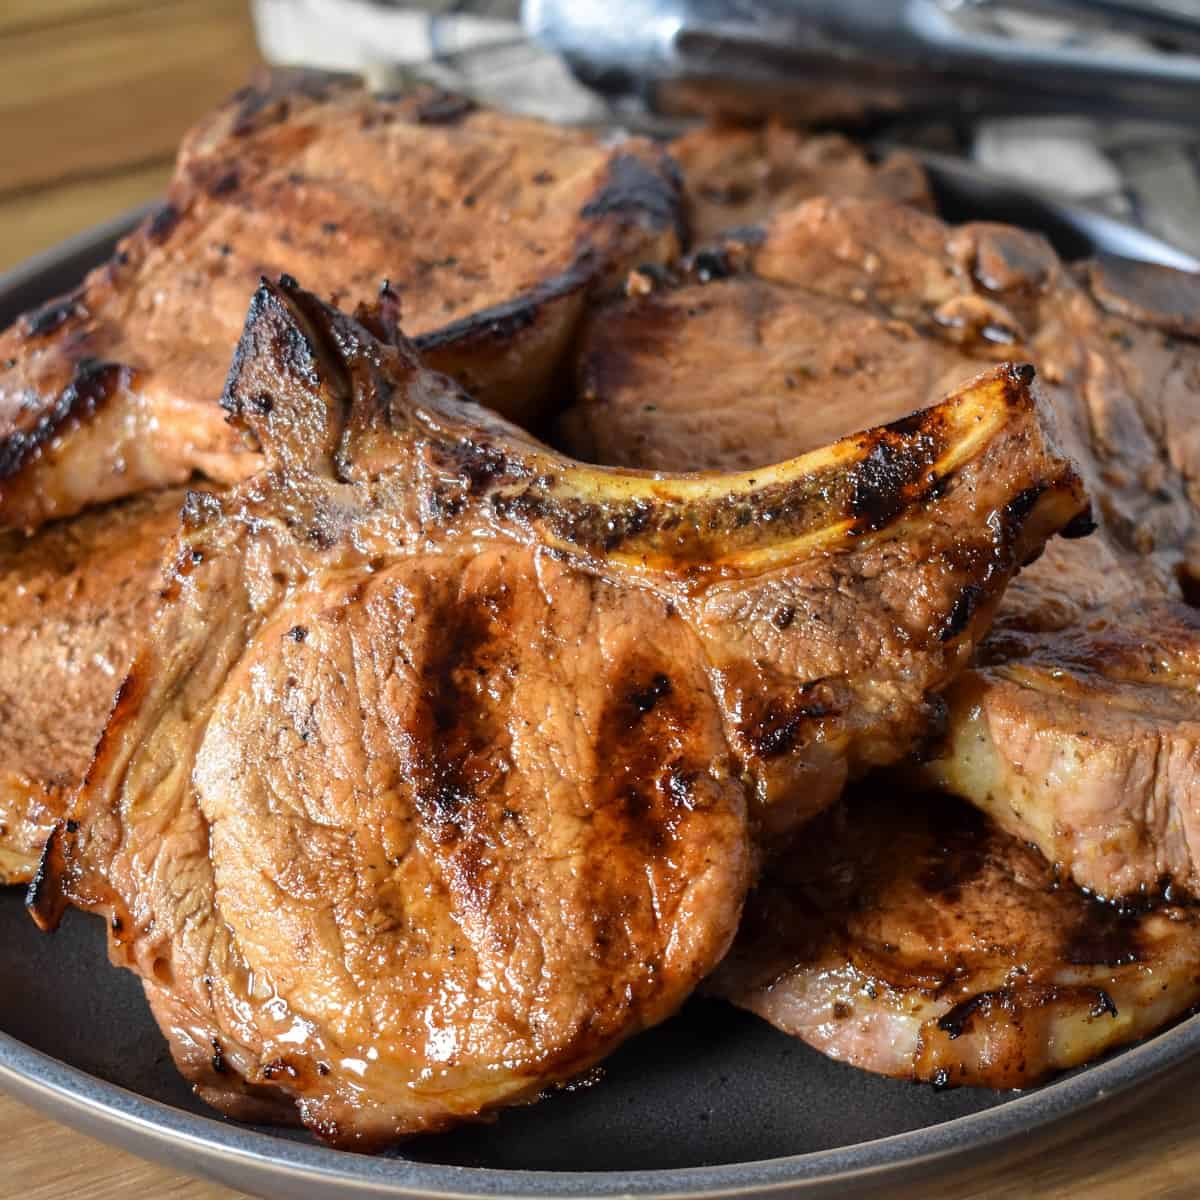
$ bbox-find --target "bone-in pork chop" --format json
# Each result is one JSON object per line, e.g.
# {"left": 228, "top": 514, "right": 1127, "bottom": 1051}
{"left": 0, "top": 69, "right": 683, "bottom": 532}
{"left": 0, "top": 490, "right": 186, "bottom": 884}
{"left": 30, "top": 277, "right": 1079, "bottom": 1145}
{"left": 669, "top": 121, "right": 931, "bottom": 244}
{"left": 559, "top": 197, "right": 1200, "bottom": 898}
{"left": 710, "top": 789, "right": 1200, "bottom": 1088}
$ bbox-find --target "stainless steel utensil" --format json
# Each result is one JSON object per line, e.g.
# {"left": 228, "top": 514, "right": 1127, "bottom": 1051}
{"left": 525, "top": 0, "right": 1200, "bottom": 124}
{"left": 915, "top": 148, "right": 1200, "bottom": 269}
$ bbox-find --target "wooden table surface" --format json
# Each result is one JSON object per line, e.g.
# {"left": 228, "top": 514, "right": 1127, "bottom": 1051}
{"left": 1, "top": 3, "right": 1198, "bottom": 1198}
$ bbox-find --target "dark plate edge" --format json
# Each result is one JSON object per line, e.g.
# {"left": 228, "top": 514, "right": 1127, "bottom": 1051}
{"left": 3, "top": 1016, "right": 1199, "bottom": 1198}
{"left": 0, "top": 203, "right": 156, "bottom": 331}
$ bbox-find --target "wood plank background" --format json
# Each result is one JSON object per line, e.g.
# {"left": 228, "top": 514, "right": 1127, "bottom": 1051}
{"left": 0, "top": 0, "right": 258, "bottom": 272}
{"left": 0, "top": 3, "right": 1198, "bottom": 1197}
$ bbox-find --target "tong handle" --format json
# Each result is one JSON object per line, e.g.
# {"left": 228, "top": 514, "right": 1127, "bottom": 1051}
{"left": 525, "top": 0, "right": 1200, "bottom": 124}
{"left": 1002, "top": 0, "right": 1200, "bottom": 54}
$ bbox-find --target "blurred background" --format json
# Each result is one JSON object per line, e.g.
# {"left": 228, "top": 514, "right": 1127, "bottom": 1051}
{"left": 1, "top": 2, "right": 259, "bottom": 272}
{"left": 3, "top": 0, "right": 1200, "bottom": 273}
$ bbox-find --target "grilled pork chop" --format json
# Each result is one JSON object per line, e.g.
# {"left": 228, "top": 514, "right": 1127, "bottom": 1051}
{"left": 0, "top": 68, "right": 684, "bottom": 532}
{"left": 0, "top": 490, "right": 186, "bottom": 885}
{"left": 669, "top": 121, "right": 931, "bottom": 244}
{"left": 30, "top": 277, "right": 1079, "bottom": 1145}
{"left": 710, "top": 789, "right": 1200, "bottom": 1088}
{"left": 560, "top": 197, "right": 1200, "bottom": 898}
{"left": 0, "top": 105, "right": 931, "bottom": 895}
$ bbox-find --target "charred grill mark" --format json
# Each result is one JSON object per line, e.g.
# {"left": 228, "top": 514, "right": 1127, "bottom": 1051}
{"left": 771, "top": 605, "right": 796, "bottom": 631}
{"left": 408, "top": 582, "right": 522, "bottom": 927}
{"left": 689, "top": 249, "right": 733, "bottom": 283}
{"left": 1061, "top": 506, "right": 1098, "bottom": 540}
{"left": 448, "top": 441, "right": 524, "bottom": 494}
{"left": 259, "top": 1054, "right": 322, "bottom": 1090}
{"left": 414, "top": 265, "right": 589, "bottom": 354}
{"left": 25, "top": 819, "right": 72, "bottom": 931}
{"left": 939, "top": 584, "right": 983, "bottom": 642}
{"left": 146, "top": 204, "right": 181, "bottom": 245}
{"left": 937, "top": 988, "right": 1014, "bottom": 1040}
{"left": 415, "top": 90, "right": 476, "bottom": 125}
{"left": 749, "top": 709, "right": 805, "bottom": 759}
{"left": 742, "top": 682, "right": 838, "bottom": 760}
{"left": 210, "top": 169, "right": 240, "bottom": 196}
{"left": 1001, "top": 484, "right": 1048, "bottom": 538}
{"left": 1064, "top": 905, "right": 1143, "bottom": 967}
{"left": 415, "top": 588, "right": 507, "bottom": 848}
{"left": 581, "top": 153, "right": 684, "bottom": 241}
{"left": 848, "top": 426, "right": 939, "bottom": 531}
{"left": 229, "top": 68, "right": 343, "bottom": 137}
{"left": 20, "top": 290, "right": 84, "bottom": 338}
{"left": 0, "top": 358, "right": 125, "bottom": 482}
{"left": 627, "top": 673, "right": 672, "bottom": 715}
{"left": 591, "top": 655, "right": 704, "bottom": 905}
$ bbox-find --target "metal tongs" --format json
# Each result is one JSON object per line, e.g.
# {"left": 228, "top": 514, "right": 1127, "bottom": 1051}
{"left": 525, "top": 0, "right": 1200, "bottom": 125}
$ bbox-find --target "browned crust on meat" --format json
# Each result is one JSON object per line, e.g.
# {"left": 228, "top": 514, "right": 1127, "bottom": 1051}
{"left": 1083, "top": 254, "right": 1200, "bottom": 339}
{"left": 711, "top": 790, "right": 1200, "bottom": 1089}
{"left": 0, "top": 486, "right": 189, "bottom": 885}
{"left": 669, "top": 121, "right": 932, "bottom": 246}
{"left": 32, "top": 278, "right": 1084, "bottom": 1149}
{"left": 28, "top": 665, "right": 148, "bottom": 929}
{"left": 0, "top": 69, "right": 684, "bottom": 530}
{"left": 0, "top": 359, "right": 130, "bottom": 484}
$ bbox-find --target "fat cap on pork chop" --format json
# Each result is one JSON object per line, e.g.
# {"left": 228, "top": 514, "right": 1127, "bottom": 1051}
{"left": 0, "top": 490, "right": 189, "bottom": 885}
{"left": 560, "top": 195, "right": 1200, "bottom": 898}
{"left": 710, "top": 789, "right": 1200, "bottom": 1089}
{"left": 30, "top": 276, "right": 1080, "bottom": 1145}
{"left": 0, "top": 68, "right": 685, "bottom": 533}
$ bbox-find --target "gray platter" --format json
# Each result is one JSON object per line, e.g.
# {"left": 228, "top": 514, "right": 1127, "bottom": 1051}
{"left": 1, "top": 187, "right": 1198, "bottom": 1200}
